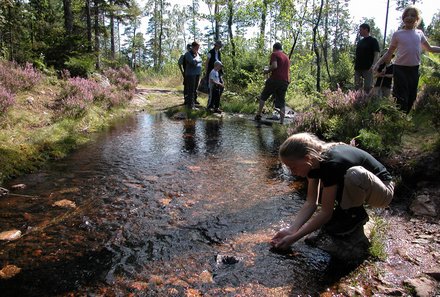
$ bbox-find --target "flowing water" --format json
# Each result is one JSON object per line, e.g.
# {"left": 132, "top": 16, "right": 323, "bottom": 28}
{"left": 0, "top": 113, "right": 345, "bottom": 296}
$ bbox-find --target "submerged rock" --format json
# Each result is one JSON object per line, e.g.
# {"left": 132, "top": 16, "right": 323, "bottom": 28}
{"left": 10, "top": 183, "right": 26, "bottom": 190}
{"left": 305, "top": 225, "right": 370, "bottom": 264}
{"left": 0, "top": 229, "right": 22, "bottom": 241}
{"left": 0, "top": 187, "right": 9, "bottom": 198}
{"left": 0, "top": 265, "right": 21, "bottom": 279}
{"left": 52, "top": 199, "right": 77, "bottom": 208}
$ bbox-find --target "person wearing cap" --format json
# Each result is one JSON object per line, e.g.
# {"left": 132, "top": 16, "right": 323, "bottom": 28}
{"left": 207, "top": 60, "right": 224, "bottom": 113}
{"left": 255, "top": 42, "right": 290, "bottom": 124}
{"left": 184, "top": 41, "right": 203, "bottom": 109}
{"left": 205, "top": 40, "right": 223, "bottom": 76}
{"left": 178, "top": 44, "right": 192, "bottom": 104}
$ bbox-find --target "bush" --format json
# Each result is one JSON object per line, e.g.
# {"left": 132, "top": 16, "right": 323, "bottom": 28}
{"left": 0, "top": 61, "right": 41, "bottom": 93}
{"left": 330, "top": 51, "right": 354, "bottom": 90}
{"left": 0, "top": 85, "right": 15, "bottom": 114}
{"left": 55, "top": 77, "right": 95, "bottom": 118}
{"left": 289, "top": 88, "right": 408, "bottom": 156}
{"left": 103, "top": 65, "right": 137, "bottom": 102}
{"left": 416, "top": 53, "right": 440, "bottom": 129}
{"left": 64, "top": 55, "right": 96, "bottom": 78}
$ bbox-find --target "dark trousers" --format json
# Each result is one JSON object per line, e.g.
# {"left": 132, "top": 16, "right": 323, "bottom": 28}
{"left": 183, "top": 76, "right": 188, "bottom": 103}
{"left": 392, "top": 65, "right": 419, "bottom": 114}
{"left": 208, "top": 86, "right": 222, "bottom": 109}
{"left": 184, "top": 75, "right": 200, "bottom": 108}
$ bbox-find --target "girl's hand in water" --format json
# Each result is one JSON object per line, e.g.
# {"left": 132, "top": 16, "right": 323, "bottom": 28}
{"left": 270, "top": 228, "right": 293, "bottom": 247}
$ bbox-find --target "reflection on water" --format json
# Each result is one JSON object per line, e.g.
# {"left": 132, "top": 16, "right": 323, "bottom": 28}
{"left": 1, "top": 113, "right": 339, "bottom": 296}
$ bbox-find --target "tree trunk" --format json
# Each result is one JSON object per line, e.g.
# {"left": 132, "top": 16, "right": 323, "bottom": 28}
{"left": 214, "top": 1, "right": 219, "bottom": 41}
{"left": 158, "top": 0, "right": 163, "bottom": 69}
{"left": 313, "top": 0, "right": 324, "bottom": 92}
{"left": 63, "top": 0, "right": 73, "bottom": 35}
{"left": 227, "top": 0, "right": 236, "bottom": 66}
{"left": 94, "top": 0, "right": 100, "bottom": 69}
{"left": 132, "top": 27, "right": 136, "bottom": 69}
{"left": 109, "top": 0, "right": 115, "bottom": 60}
{"left": 288, "top": 0, "right": 308, "bottom": 59}
{"left": 86, "top": 0, "right": 93, "bottom": 52}
{"left": 258, "top": 0, "right": 268, "bottom": 52}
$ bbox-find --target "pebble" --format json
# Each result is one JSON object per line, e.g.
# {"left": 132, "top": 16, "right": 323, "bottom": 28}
{"left": 0, "top": 230, "right": 22, "bottom": 241}
{"left": 52, "top": 199, "right": 77, "bottom": 208}
{"left": 0, "top": 265, "right": 21, "bottom": 279}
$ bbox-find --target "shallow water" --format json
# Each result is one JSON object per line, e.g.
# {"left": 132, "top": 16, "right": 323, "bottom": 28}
{"left": 0, "top": 113, "right": 342, "bottom": 296}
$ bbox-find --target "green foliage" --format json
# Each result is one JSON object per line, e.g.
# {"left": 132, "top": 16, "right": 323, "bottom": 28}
{"left": 426, "top": 11, "right": 440, "bottom": 44}
{"left": 289, "top": 89, "right": 409, "bottom": 156}
{"left": 64, "top": 55, "right": 96, "bottom": 78}
{"left": 330, "top": 51, "right": 354, "bottom": 90}
{"left": 221, "top": 91, "right": 258, "bottom": 114}
{"left": 289, "top": 51, "right": 316, "bottom": 94}
{"left": 417, "top": 53, "right": 440, "bottom": 129}
{"left": 355, "top": 129, "right": 383, "bottom": 153}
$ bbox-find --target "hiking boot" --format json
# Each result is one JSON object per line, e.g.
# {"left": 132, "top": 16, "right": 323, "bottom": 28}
{"left": 254, "top": 114, "right": 262, "bottom": 121}
{"left": 323, "top": 206, "right": 369, "bottom": 236}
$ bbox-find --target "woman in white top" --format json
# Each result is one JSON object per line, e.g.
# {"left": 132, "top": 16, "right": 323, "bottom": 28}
{"left": 373, "top": 6, "right": 440, "bottom": 113}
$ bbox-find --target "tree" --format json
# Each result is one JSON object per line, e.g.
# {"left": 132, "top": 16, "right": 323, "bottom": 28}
{"left": 426, "top": 11, "right": 440, "bottom": 44}
{"left": 312, "top": 0, "right": 324, "bottom": 92}
{"left": 123, "top": 0, "right": 141, "bottom": 69}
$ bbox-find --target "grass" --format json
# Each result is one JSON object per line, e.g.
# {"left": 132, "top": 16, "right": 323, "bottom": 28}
{"left": 368, "top": 215, "right": 388, "bottom": 261}
{"left": 0, "top": 78, "right": 144, "bottom": 185}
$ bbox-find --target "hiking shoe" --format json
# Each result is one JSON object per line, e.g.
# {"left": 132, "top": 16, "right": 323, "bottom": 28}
{"left": 324, "top": 206, "right": 369, "bottom": 236}
{"left": 254, "top": 114, "right": 262, "bottom": 121}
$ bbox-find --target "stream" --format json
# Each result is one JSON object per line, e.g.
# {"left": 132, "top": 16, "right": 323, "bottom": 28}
{"left": 0, "top": 113, "right": 349, "bottom": 296}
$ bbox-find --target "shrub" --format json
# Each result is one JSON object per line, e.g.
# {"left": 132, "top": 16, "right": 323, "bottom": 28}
{"left": 289, "top": 88, "right": 408, "bottom": 156}
{"left": 0, "top": 61, "right": 41, "bottom": 93}
{"left": 330, "top": 51, "right": 355, "bottom": 90}
{"left": 103, "top": 65, "right": 137, "bottom": 93}
{"left": 0, "top": 85, "right": 15, "bottom": 114}
{"left": 55, "top": 77, "right": 96, "bottom": 118}
{"left": 64, "top": 55, "right": 96, "bottom": 78}
{"left": 416, "top": 54, "right": 440, "bottom": 129}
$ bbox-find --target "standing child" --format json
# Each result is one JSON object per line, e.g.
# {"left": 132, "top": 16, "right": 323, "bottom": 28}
{"left": 372, "top": 49, "right": 394, "bottom": 98}
{"left": 271, "top": 133, "right": 394, "bottom": 250}
{"left": 207, "top": 60, "right": 224, "bottom": 113}
{"left": 373, "top": 6, "right": 440, "bottom": 113}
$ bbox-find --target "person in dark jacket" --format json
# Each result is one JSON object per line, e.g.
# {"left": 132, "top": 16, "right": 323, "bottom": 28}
{"left": 178, "top": 44, "right": 192, "bottom": 104}
{"left": 184, "top": 41, "right": 203, "bottom": 109}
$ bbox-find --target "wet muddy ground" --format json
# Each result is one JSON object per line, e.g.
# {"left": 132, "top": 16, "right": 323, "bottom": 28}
{"left": 1, "top": 90, "right": 438, "bottom": 296}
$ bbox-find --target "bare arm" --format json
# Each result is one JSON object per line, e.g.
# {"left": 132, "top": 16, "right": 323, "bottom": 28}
{"left": 272, "top": 184, "right": 337, "bottom": 249}
{"left": 264, "top": 60, "right": 278, "bottom": 74}
{"left": 287, "top": 178, "right": 320, "bottom": 232}
{"left": 371, "top": 51, "right": 380, "bottom": 70}
{"left": 374, "top": 44, "right": 397, "bottom": 72}
{"left": 421, "top": 39, "right": 440, "bottom": 53}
